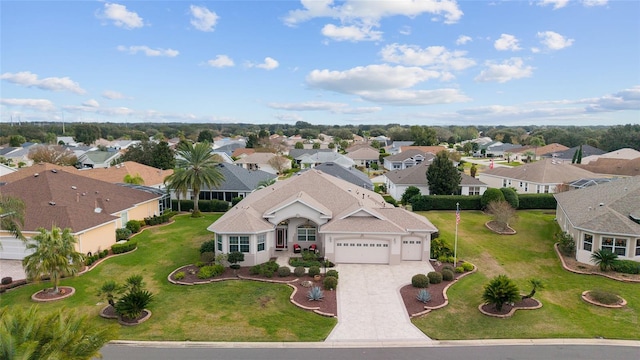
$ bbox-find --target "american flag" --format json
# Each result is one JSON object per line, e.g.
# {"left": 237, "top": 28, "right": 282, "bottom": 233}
{"left": 456, "top": 208, "right": 461, "bottom": 224}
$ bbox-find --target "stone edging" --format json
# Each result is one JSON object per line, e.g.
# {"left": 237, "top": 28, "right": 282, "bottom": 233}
{"left": 118, "top": 309, "right": 152, "bottom": 326}
{"left": 31, "top": 286, "right": 76, "bottom": 302}
{"left": 478, "top": 298, "right": 542, "bottom": 318}
{"left": 554, "top": 243, "right": 640, "bottom": 283}
{"left": 409, "top": 263, "right": 478, "bottom": 318}
{"left": 581, "top": 291, "right": 627, "bottom": 308}
{"left": 484, "top": 221, "right": 517, "bottom": 235}
{"left": 79, "top": 247, "right": 138, "bottom": 276}
{"left": 100, "top": 305, "right": 119, "bottom": 319}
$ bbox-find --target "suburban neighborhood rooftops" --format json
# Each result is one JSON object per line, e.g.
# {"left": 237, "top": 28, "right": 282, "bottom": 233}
{"left": 480, "top": 158, "right": 599, "bottom": 184}
{"left": 301, "top": 162, "right": 373, "bottom": 189}
{"left": 201, "top": 163, "right": 276, "bottom": 191}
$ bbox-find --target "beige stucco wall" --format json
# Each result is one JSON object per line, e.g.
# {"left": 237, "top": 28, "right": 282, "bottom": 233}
{"left": 115, "top": 199, "right": 160, "bottom": 228}
{"left": 76, "top": 221, "right": 118, "bottom": 256}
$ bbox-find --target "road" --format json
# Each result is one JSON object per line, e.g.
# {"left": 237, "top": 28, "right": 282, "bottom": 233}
{"left": 102, "top": 342, "right": 640, "bottom": 360}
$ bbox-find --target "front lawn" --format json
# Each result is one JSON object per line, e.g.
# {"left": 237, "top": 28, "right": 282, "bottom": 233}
{"left": 0, "top": 214, "right": 336, "bottom": 341}
{"left": 414, "top": 210, "right": 640, "bottom": 340}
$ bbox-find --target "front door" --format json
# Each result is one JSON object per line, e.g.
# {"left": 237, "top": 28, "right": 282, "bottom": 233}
{"left": 276, "top": 227, "right": 287, "bottom": 249}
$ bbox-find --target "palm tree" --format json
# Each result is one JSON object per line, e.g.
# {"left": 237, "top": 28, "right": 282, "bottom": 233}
{"left": 123, "top": 173, "right": 144, "bottom": 185}
{"left": 22, "top": 226, "right": 85, "bottom": 294}
{"left": 124, "top": 274, "right": 145, "bottom": 293}
{"left": 482, "top": 274, "right": 520, "bottom": 312}
{"left": 97, "top": 280, "right": 124, "bottom": 307}
{"left": 164, "top": 168, "right": 188, "bottom": 213}
{"left": 255, "top": 178, "right": 276, "bottom": 190}
{"left": 115, "top": 289, "right": 153, "bottom": 321}
{"left": 522, "top": 278, "right": 545, "bottom": 299}
{"left": 591, "top": 249, "right": 618, "bottom": 271}
{"left": 528, "top": 136, "right": 545, "bottom": 161}
{"left": 0, "top": 306, "right": 118, "bottom": 360}
{"left": 0, "top": 195, "right": 26, "bottom": 247}
{"left": 174, "top": 142, "right": 224, "bottom": 217}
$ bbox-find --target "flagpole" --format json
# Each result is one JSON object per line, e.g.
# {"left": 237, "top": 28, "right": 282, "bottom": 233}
{"left": 454, "top": 202, "right": 459, "bottom": 266}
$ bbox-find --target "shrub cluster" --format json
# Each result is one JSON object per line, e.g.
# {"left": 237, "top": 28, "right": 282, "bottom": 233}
{"left": 289, "top": 258, "right": 322, "bottom": 268}
{"left": 144, "top": 212, "right": 175, "bottom": 226}
{"left": 172, "top": 199, "right": 229, "bottom": 212}
{"left": 174, "top": 271, "right": 185, "bottom": 280}
{"left": 611, "top": 260, "right": 640, "bottom": 274}
{"left": 411, "top": 274, "right": 430, "bottom": 288}
{"left": 430, "top": 237, "right": 453, "bottom": 260}
{"left": 437, "top": 255, "right": 456, "bottom": 264}
{"left": 323, "top": 275, "right": 338, "bottom": 290}
{"left": 517, "top": 194, "right": 556, "bottom": 209}
{"left": 294, "top": 266, "right": 306, "bottom": 277}
{"left": 588, "top": 289, "right": 621, "bottom": 305}
{"left": 111, "top": 240, "right": 137, "bottom": 254}
{"left": 200, "top": 251, "right": 216, "bottom": 264}
{"left": 441, "top": 269, "right": 454, "bottom": 281}
{"left": 126, "top": 220, "right": 143, "bottom": 234}
{"left": 277, "top": 266, "right": 291, "bottom": 277}
{"left": 428, "top": 271, "right": 443, "bottom": 284}
{"left": 197, "top": 264, "right": 225, "bottom": 279}
{"left": 411, "top": 195, "right": 481, "bottom": 211}
{"left": 248, "top": 261, "right": 280, "bottom": 277}
{"left": 325, "top": 269, "right": 339, "bottom": 279}
{"left": 200, "top": 240, "right": 216, "bottom": 254}
{"left": 308, "top": 266, "right": 321, "bottom": 277}
{"left": 115, "top": 228, "right": 132, "bottom": 241}
{"left": 85, "top": 249, "right": 110, "bottom": 266}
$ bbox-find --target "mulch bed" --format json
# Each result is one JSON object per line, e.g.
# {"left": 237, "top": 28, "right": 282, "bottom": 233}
{"left": 169, "top": 264, "right": 337, "bottom": 317}
{"left": 485, "top": 220, "right": 517, "bottom": 235}
{"left": 479, "top": 297, "right": 540, "bottom": 316}
{"left": 31, "top": 286, "right": 75, "bottom": 301}
{"left": 555, "top": 244, "right": 640, "bottom": 283}
{"left": 400, "top": 260, "right": 474, "bottom": 317}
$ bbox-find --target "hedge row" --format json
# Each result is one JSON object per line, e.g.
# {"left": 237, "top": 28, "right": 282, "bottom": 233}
{"left": 111, "top": 240, "right": 137, "bottom": 254}
{"left": 410, "top": 193, "right": 556, "bottom": 211}
{"left": 171, "top": 199, "right": 229, "bottom": 212}
{"left": 144, "top": 211, "right": 175, "bottom": 226}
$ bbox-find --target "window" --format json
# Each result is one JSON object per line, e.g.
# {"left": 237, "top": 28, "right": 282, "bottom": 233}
{"left": 217, "top": 234, "right": 223, "bottom": 252}
{"left": 257, "top": 234, "right": 266, "bottom": 252}
{"left": 614, "top": 238, "right": 627, "bottom": 256}
{"left": 502, "top": 179, "right": 507, "bottom": 187}
{"left": 636, "top": 239, "right": 640, "bottom": 256}
{"left": 469, "top": 186, "right": 480, "bottom": 195}
{"left": 229, "top": 236, "right": 250, "bottom": 253}
{"left": 583, "top": 234, "right": 593, "bottom": 251}
{"left": 297, "top": 225, "right": 316, "bottom": 241}
{"left": 601, "top": 237, "right": 613, "bottom": 253}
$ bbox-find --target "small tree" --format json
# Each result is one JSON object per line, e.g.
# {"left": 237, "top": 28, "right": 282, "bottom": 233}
{"left": 401, "top": 186, "right": 421, "bottom": 205}
{"left": 482, "top": 274, "right": 520, "bottom": 312}
{"left": 555, "top": 231, "right": 575, "bottom": 257}
{"left": 486, "top": 200, "right": 516, "bottom": 231}
{"left": 97, "top": 280, "right": 124, "bottom": 307}
{"left": 470, "top": 163, "right": 477, "bottom": 178}
{"left": 591, "top": 249, "right": 618, "bottom": 271}
{"left": 124, "top": 274, "right": 145, "bottom": 293}
{"left": 522, "top": 278, "right": 544, "bottom": 299}
{"left": 115, "top": 289, "right": 153, "bottom": 321}
{"left": 227, "top": 251, "right": 244, "bottom": 270}
{"left": 426, "top": 150, "right": 461, "bottom": 195}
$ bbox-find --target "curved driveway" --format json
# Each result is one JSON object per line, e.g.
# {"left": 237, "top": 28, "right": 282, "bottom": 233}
{"left": 325, "top": 262, "right": 434, "bottom": 343}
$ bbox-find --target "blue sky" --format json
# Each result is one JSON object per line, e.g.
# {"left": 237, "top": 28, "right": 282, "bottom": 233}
{"left": 1, "top": 0, "right": 639, "bottom": 127}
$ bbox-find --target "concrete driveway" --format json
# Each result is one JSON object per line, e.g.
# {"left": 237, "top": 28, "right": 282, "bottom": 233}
{"left": 325, "top": 262, "right": 435, "bottom": 343}
{"left": 0, "top": 260, "right": 26, "bottom": 281}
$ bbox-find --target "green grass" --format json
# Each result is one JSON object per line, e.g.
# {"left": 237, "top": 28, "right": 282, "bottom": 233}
{"left": 0, "top": 214, "right": 336, "bottom": 341}
{"left": 414, "top": 210, "right": 640, "bottom": 340}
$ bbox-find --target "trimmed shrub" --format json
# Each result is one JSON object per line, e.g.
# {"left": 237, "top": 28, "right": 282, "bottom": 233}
{"left": 431, "top": 237, "right": 453, "bottom": 259}
{"left": 556, "top": 231, "right": 576, "bottom": 257}
{"left": 428, "top": 271, "right": 443, "bottom": 284}
{"left": 197, "top": 264, "right": 224, "bottom": 279}
{"left": 518, "top": 194, "right": 556, "bottom": 209}
{"left": 111, "top": 240, "right": 137, "bottom": 254}
{"left": 383, "top": 195, "right": 397, "bottom": 206}
{"left": 231, "top": 197, "right": 243, "bottom": 206}
{"left": 411, "top": 274, "right": 430, "bottom": 288}
{"left": 308, "top": 266, "right": 321, "bottom": 277}
{"left": 417, "top": 289, "right": 432, "bottom": 303}
{"left": 102, "top": 249, "right": 109, "bottom": 258}
{"left": 611, "top": 260, "right": 640, "bottom": 274}
{"left": 454, "top": 266, "right": 464, "bottom": 273}
{"left": 263, "top": 269, "right": 274, "bottom": 278}
{"left": 441, "top": 269, "right": 454, "bottom": 281}
{"left": 171, "top": 199, "right": 229, "bottom": 212}
{"left": 442, "top": 264, "right": 455, "bottom": 272}
{"left": 144, "top": 212, "right": 175, "bottom": 226}
{"left": 288, "top": 258, "right": 322, "bottom": 268}
{"left": 115, "top": 227, "right": 132, "bottom": 241}
{"left": 323, "top": 276, "right": 338, "bottom": 290}
{"left": 200, "top": 240, "right": 216, "bottom": 254}
{"left": 1, "top": 277, "right": 12, "bottom": 285}
{"left": 294, "top": 266, "right": 306, "bottom": 277}
{"left": 277, "top": 266, "right": 291, "bottom": 277}
{"left": 481, "top": 188, "right": 505, "bottom": 209}
{"left": 200, "top": 251, "right": 216, "bottom": 264}
{"left": 249, "top": 265, "right": 261, "bottom": 275}
{"left": 326, "top": 269, "right": 339, "bottom": 279}
{"left": 174, "top": 271, "right": 185, "bottom": 280}
{"left": 411, "top": 195, "right": 482, "bottom": 211}
{"left": 500, "top": 187, "right": 519, "bottom": 209}
{"left": 126, "top": 220, "right": 142, "bottom": 234}
{"left": 462, "top": 262, "right": 474, "bottom": 271}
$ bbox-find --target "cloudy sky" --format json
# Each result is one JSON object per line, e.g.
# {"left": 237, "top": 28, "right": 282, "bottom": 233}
{"left": 1, "top": 0, "right": 639, "bottom": 126}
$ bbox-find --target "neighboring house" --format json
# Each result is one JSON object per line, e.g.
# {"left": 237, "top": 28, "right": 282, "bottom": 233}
{"left": 554, "top": 176, "right": 640, "bottom": 265}
{"left": 287, "top": 148, "right": 334, "bottom": 159}
{"left": 212, "top": 151, "right": 235, "bottom": 164}
{"left": 234, "top": 152, "right": 291, "bottom": 174}
{"left": 399, "top": 146, "right": 447, "bottom": 156}
{"left": 478, "top": 158, "right": 599, "bottom": 194}
{"left": 383, "top": 149, "right": 434, "bottom": 171}
{"left": 77, "top": 150, "right": 121, "bottom": 169}
{"left": 511, "top": 143, "right": 569, "bottom": 162}
{"left": 208, "top": 170, "right": 438, "bottom": 266}
{"left": 73, "top": 161, "right": 174, "bottom": 189}
{"left": 213, "top": 138, "right": 246, "bottom": 156}
{"left": 384, "top": 162, "right": 487, "bottom": 200}
{"left": 231, "top": 148, "right": 255, "bottom": 159}
{"left": 296, "top": 151, "right": 355, "bottom": 169}
{"left": 1, "top": 143, "right": 37, "bottom": 167}
{"left": 345, "top": 146, "right": 380, "bottom": 168}
{"left": 57, "top": 136, "right": 78, "bottom": 146}
{"left": 385, "top": 141, "right": 414, "bottom": 155}
{"left": 581, "top": 148, "right": 640, "bottom": 165}
{"left": 486, "top": 143, "right": 523, "bottom": 158}
{"left": 64, "top": 145, "right": 95, "bottom": 159}
{"left": 576, "top": 157, "right": 640, "bottom": 177}
{"left": 182, "top": 163, "right": 277, "bottom": 204}
{"left": 0, "top": 168, "right": 161, "bottom": 260}
{"left": 543, "top": 145, "right": 605, "bottom": 162}
{"left": 302, "top": 162, "right": 373, "bottom": 190}
{"left": 0, "top": 163, "right": 17, "bottom": 176}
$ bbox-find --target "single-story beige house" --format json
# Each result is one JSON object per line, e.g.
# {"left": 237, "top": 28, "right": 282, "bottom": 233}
{"left": 0, "top": 167, "right": 161, "bottom": 260}
{"left": 208, "top": 170, "right": 438, "bottom": 266}
{"left": 554, "top": 176, "right": 640, "bottom": 265}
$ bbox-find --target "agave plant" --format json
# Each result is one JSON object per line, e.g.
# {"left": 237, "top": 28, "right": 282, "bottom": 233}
{"left": 416, "top": 289, "right": 431, "bottom": 303}
{"left": 307, "top": 286, "right": 324, "bottom": 301}
{"left": 115, "top": 289, "right": 153, "bottom": 321}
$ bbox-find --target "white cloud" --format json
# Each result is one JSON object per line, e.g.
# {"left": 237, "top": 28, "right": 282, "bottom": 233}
{"left": 102, "top": 90, "right": 127, "bottom": 100}
{"left": 267, "top": 101, "right": 382, "bottom": 114}
{"left": 321, "top": 24, "right": 382, "bottom": 42}
{"left": 456, "top": 35, "right": 472, "bottom": 45}
{"left": 284, "top": 0, "right": 463, "bottom": 42}
{"left": 248, "top": 57, "right": 279, "bottom": 70}
{"left": 537, "top": 31, "right": 574, "bottom": 50}
{"left": 475, "top": 58, "right": 534, "bottom": 83}
{"left": 207, "top": 55, "right": 235, "bottom": 68}
{"left": 584, "top": 86, "right": 640, "bottom": 112}
{"left": 274, "top": 113, "right": 304, "bottom": 122}
{"left": 1, "top": 71, "right": 86, "bottom": 94}
{"left": 0, "top": 98, "right": 56, "bottom": 111}
{"left": 538, "top": 0, "right": 570, "bottom": 10}
{"left": 357, "top": 88, "right": 471, "bottom": 106}
{"left": 494, "top": 34, "right": 521, "bottom": 51}
{"left": 380, "top": 43, "right": 476, "bottom": 71}
{"left": 190, "top": 5, "right": 219, "bottom": 32}
{"left": 97, "top": 3, "right": 144, "bottom": 29}
{"left": 82, "top": 99, "right": 100, "bottom": 108}
{"left": 117, "top": 45, "right": 179, "bottom": 57}
{"left": 583, "top": 0, "right": 608, "bottom": 7}
{"left": 399, "top": 26, "right": 411, "bottom": 35}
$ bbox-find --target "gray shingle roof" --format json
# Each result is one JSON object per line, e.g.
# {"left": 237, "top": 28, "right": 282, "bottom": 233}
{"left": 481, "top": 158, "right": 598, "bottom": 184}
{"left": 554, "top": 176, "right": 640, "bottom": 235}
{"left": 303, "top": 162, "right": 372, "bottom": 189}
{"left": 384, "top": 162, "right": 486, "bottom": 186}
{"left": 201, "top": 163, "right": 276, "bottom": 191}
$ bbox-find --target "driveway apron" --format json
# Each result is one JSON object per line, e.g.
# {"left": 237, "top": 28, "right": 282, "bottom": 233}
{"left": 325, "top": 262, "right": 434, "bottom": 342}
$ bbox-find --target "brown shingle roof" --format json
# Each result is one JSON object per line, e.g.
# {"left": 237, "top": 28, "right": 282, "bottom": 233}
{"left": 0, "top": 170, "right": 160, "bottom": 233}
{"left": 74, "top": 161, "right": 173, "bottom": 187}
{"left": 399, "top": 146, "right": 447, "bottom": 155}
{"left": 575, "top": 158, "right": 640, "bottom": 177}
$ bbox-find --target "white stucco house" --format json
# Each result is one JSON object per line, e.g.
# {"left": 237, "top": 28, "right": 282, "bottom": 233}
{"left": 207, "top": 170, "right": 438, "bottom": 266}
{"left": 554, "top": 176, "right": 640, "bottom": 265}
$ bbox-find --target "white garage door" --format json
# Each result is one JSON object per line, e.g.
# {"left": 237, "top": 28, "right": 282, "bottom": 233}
{"left": 401, "top": 239, "right": 423, "bottom": 261}
{"left": 335, "top": 239, "right": 389, "bottom": 264}
{"left": 0, "top": 237, "right": 33, "bottom": 260}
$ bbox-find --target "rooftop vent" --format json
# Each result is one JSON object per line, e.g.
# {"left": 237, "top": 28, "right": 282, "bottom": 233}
{"left": 94, "top": 207, "right": 102, "bottom": 213}
{"left": 51, "top": 169, "right": 57, "bottom": 173}
{"left": 599, "top": 203, "right": 605, "bottom": 207}
{"left": 34, "top": 173, "right": 39, "bottom": 177}
{"left": 49, "top": 201, "right": 56, "bottom": 206}
{"left": 71, "top": 186, "right": 77, "bottom": 190}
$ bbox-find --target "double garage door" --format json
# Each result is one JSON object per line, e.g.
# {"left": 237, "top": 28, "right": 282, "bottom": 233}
{"left": 335, "top": 239, "right": 389, "bottom": 264}
{"left": 0, "top": 237, "right": 33, "bottom": 260}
